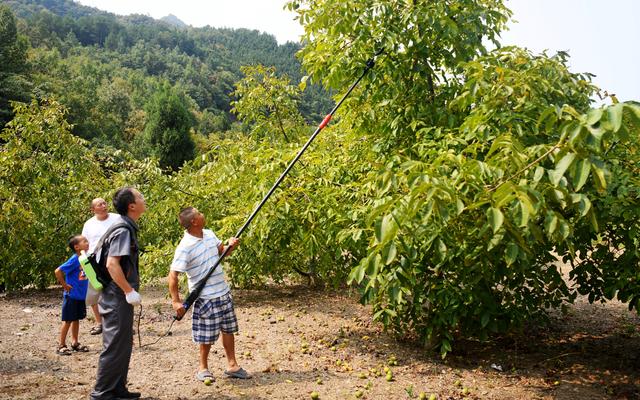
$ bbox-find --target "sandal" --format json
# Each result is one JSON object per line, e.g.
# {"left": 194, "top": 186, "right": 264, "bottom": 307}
{"left": 89, "top": 325, "right": 102, "bottom": 335}
{"left": 71, "top": 342, "right": 89, "bottom": 352}
{"left": 195, "top": 369, "right": 214, "bottom": 382}
{"left": 224, "top": 367, "right": 251, "bottom": 379}
{"left": 56, "top": 345, "right": 72, "bottom": 356}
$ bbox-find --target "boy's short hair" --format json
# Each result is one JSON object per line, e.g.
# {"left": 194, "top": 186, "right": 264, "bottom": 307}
{"left": 179, "top": 207, "right": 197, "bottom": 229}
{"left": 68, "top": 235, "right": 83, "bottom": 252}
{"left": 113, "top": 187, "right": 136, "bottom": 215}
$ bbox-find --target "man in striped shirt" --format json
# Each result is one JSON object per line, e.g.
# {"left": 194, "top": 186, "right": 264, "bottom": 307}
{"left": 168, "top": 207, "right": 250, "bottom": 382}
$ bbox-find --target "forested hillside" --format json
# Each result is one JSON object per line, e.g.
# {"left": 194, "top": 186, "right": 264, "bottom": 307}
{"left": 1, "top": 0, "right": 329, "bottom": 160}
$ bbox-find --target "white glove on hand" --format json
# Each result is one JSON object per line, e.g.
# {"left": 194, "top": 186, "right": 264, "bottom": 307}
{"left": 125, "top": 290, "right": 142, "bottom": 306}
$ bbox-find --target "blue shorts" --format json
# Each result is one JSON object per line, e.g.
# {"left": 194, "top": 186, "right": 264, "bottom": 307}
{"left": 61, "top": 297, "right": 86, "bottom": 322}
{"left": 192, "top": 293, "right": 238, "bottom": 344}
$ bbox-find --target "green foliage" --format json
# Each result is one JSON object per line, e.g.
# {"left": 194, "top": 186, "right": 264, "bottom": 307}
{"left": 0, "top": 5, "right": 31, "bottom": 126}
{"left": 349, "top": 100, "right": 640, "bottom": 355}
{"left": 569, "top": 103, "right": 640, "bottom": 309}
{"left": 292, "top": 0, "right": 640, "bottom": 356}
{"left": 232, "top": 64, "right": 305, "bottom": 142}
{"left": 143, "top": 83, "right": 195, "bottom": 171}
{"left": 289, "top": 0, "right": 512, "bottom": 150}
{"left": 0, "top": 99, "right": 107, "bottom": 289}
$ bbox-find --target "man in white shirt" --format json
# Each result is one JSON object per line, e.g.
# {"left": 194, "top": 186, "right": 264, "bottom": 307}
{"left": 81, "top": 197, "right": 121, "bottom": 335}
{"left": 169, "top": 206, "right": 250, "bottom": 382}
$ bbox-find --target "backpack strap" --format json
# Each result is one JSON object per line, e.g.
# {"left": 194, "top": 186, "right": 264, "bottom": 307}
{"left": 91, "top": 221, "right": 135, "bottom": 257}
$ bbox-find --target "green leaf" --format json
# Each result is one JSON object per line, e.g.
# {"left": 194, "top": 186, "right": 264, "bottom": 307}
{"left": 570, "top": 193, "right": 592, "bottom": 217}
{"left": 379, "top": 213, "right": 399, "bottom": 244}
{"left": 585, "top": 108, "right": 603, "bottom": 125}
{"left": 487, "top": 207, "right": 504, "bottom": 234}
{"left": 505, "top": 242, "right": 519, "bottom": 265}
{"left": 571, "top": 158, "right": 591, "bottom": 191}
{"left": 533, "top": 166, "right": 544, "bottom": 182}
{"left": 298, "top": 75, "right": 309, "bottom": 91}
{"left": 456, "top": 198, "right": 465, "bottom": 215}
{"left": 440, "top": 339, "right": 452, "bottom": 357}
{"left": 515, "top": 199, "right": 530, "bottom": 227}
{"left": 544, "top": 212, "right": 558, "bottom": 235}
{"left": 348, "top": 258, "right": 368, "bottom": 284}
{"left": 557, "top": 220, "right": 570, "bottom": 239}
{"left": 606, "top": 103, "right": 623, "bottom": 132}
{"left": 550, "top": 152, "right": 576, "bottom": 186}
{"left": 590, "top": 161, "right": 607, "bottom": 191}
{"left": 492, "top": 182, "right": 515, "bottom": 208}
{"left": 383, "top": 242, "right": 397, "bottom": 265}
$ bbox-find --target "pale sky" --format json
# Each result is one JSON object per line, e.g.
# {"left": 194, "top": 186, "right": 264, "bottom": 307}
{"left": 75, "top": 0, "right": 639, "bottom": 102}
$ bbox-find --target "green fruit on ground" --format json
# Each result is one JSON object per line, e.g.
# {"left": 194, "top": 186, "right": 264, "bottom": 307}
{"left": 418, "top": 393, "right": 427, "bottom": 400}
{"left": 355, "top": 389, "right": 364, "bottom": 398}
{"left": 429, "top": 394, "right": 437, "bottom": 400}
{"left": 462, "top": 387, "right": 470, "bottom": 395}
{"left": 385, "top": 374, "right": 393, "bottom": 382}
{"left": 203, "top": 378, "right": 212, "bottom": 386}
{"left": 310, "top": 391, "right": 320, "bottom": 399}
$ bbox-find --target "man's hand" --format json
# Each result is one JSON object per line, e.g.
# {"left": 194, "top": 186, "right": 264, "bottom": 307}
{"left": 228, "top": 237, "right": 240, "bottom": 251}
{"left": 172, "top": 301, "right": 186, "bottom": 320}
{"left": 63, "top": 283, "right": 72, "bottom": 293}
{"left": 125, "top": 289, "right": 142, "bottom": 306}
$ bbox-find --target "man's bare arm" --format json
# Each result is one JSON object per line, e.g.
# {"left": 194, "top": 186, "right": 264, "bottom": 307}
{"left": 168, "top": 270, "right": 185, "bottom": 319}
{"left": 106, "top": 255, "right": 134, "bottom": 294}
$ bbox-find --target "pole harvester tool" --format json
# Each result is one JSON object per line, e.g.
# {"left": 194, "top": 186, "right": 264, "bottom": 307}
{"left": 176, "top": 48, "right": 384, "bottom": 320}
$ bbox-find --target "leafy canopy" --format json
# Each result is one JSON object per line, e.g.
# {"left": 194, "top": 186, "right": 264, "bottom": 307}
{"left": 289, "top": 0, "right": 640, "bottom": 356}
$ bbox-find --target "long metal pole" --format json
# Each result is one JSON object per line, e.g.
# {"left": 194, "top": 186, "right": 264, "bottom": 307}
{"left": 178, "top": 51, "right": 382, "bottom": 320}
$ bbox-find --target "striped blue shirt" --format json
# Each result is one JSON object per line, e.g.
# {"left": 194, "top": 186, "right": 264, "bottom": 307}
{"left": 170, "top": 229, "right": 230, "bottom": 299}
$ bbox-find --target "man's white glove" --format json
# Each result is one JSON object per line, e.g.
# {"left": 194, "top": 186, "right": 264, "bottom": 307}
{"left": 126, "top": 289, "right": 142, "bottom": 306}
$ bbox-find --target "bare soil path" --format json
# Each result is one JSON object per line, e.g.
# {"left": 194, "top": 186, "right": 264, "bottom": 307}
{"left": 1, "top": 283, "right": 639, "bottom": 400}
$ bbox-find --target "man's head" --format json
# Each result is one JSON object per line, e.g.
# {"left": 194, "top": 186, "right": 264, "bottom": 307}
{"left": 90, "top": 197, "right": 109, "bottom": 219}
{"left": 113, "top": 187, "right": 146, "bottom": 221}
{"left": 179, "top": 207, "right": 205, "bottom": 231}
{"left": 68, "top": 235, "right": 89, "bottom": 253}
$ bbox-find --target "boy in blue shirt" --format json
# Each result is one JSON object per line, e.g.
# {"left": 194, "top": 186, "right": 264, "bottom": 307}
{"left": 54, "top": 235, "right": 90, "bottom": 355}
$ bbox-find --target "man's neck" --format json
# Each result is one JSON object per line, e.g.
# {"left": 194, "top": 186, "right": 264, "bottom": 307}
{"left": 96, "top": 213, "right": 109, "bottom": 221}
{"left": 188, "top": 227, "right": 204, "bottom": 238}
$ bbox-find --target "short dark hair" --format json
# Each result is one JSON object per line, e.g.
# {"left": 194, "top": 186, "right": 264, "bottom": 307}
{"left": 179, "top": 207, "right": 197, "bottom": 229}
{"left": 68, "top": 235, "right": 83, "bottom": 252}
{"left": 113, "top": 187, "right": 136, "bottom": 215}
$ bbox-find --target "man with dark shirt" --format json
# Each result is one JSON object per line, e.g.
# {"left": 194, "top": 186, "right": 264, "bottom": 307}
{"left": 90, "top": 187, "right": 146, "bottom": 400}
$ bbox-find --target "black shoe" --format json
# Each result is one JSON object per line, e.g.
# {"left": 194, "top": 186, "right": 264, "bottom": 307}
{"left": 115, "top": 391, "right": 141, "bottom": 399}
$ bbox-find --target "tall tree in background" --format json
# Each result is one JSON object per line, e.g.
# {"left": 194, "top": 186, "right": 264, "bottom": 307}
{"left": 143, "top": 83, "right": 195, "bottom": 171}
{"left": 231, "top": 64, "right": 304, "bottom": 142}
{"left": 0, "top": 5, "right": 31, "bottom": 126}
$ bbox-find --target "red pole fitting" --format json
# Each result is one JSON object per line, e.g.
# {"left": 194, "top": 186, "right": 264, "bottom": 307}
{"left": 318, "top": 114, "right": 332, "bottom": 129}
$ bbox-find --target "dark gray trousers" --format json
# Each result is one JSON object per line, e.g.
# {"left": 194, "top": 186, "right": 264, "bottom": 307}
{"left": 90, "top": 284, "right": 134, "bottom": 400}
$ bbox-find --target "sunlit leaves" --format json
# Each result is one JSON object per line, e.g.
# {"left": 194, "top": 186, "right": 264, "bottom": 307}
{"left": 0, "top": 99, "right": 108, "bottom": 289}
{"left": 231, "top": 64, "right": 305, "bottom": 143}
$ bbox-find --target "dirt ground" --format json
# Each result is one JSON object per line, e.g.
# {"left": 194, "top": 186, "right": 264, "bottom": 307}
{"left": 1, "top": 281, "right": 640, "bottom": 400}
